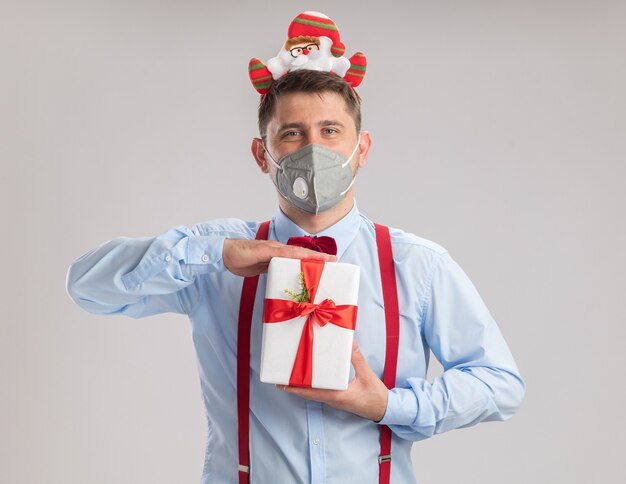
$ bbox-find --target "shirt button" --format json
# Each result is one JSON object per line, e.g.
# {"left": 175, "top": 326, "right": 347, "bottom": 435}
{"left": 201, "top": 254, "right": 209, "bottom": 263}
{"left": 312, "top": 437, "right": 320, "bottom": 445}
{"left": 164, "top": 255, "right": 172, "bottom": 262}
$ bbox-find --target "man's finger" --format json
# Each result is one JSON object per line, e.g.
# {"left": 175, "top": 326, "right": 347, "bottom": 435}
{"left": 273, "top": 244, "right": 337, "bottom": 262}
{"left": 350, "top": 342, "right": 369, "bottom": 375}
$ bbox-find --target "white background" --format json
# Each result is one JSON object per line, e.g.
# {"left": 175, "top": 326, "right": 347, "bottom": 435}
{"left": 2, "top": 1, "right": 625, "bottom": 482}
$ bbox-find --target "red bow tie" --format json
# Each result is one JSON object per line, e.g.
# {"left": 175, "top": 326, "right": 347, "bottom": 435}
{"left": 286, "top": 235, "right": 337, "bottom": 256}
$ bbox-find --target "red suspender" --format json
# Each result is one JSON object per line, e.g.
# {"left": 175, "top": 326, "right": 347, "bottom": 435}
{"left": 236, "top": 221, "right": 399, "bottom": 484}
{"left": 237, "top": 221, "right": 270, "bottom": 484}
{"left": 374, "top": 223, "right": 400, "bottom": 484}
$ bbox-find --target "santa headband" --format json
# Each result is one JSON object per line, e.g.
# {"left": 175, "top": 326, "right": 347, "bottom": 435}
{"left": 248, "top": 11, "right": 367, "bottom": 95}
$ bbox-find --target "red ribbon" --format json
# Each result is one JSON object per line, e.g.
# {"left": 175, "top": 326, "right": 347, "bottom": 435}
{"left": 262, "top": 259, "right": 358, "bottom": 387}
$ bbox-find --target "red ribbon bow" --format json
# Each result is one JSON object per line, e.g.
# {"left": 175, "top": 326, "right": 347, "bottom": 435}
{"left": 263, "top": 259, "right": 358, "bottom": 387}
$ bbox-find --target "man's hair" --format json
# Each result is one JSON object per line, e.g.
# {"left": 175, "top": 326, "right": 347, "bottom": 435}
{"left": 258, "top": 70, "right": 362, "bottom": 139}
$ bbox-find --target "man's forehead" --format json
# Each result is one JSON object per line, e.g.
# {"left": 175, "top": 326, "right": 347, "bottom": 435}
{"left": 269, "top": 91, "right": 351, "bottom": 126}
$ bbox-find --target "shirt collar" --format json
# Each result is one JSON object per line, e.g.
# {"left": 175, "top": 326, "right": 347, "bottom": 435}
{"left": 273, "top": 202, "right": 361, "bottom": 260}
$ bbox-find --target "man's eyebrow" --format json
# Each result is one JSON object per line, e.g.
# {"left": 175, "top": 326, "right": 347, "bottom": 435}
{"left": 278, "top": 122, "right": 306, "bottom": 131}
{"left": 318, "top": 120, "right": 345, "bottom": 127}
{"left": 277, "top": 120, "right": 345, "bottom": 131}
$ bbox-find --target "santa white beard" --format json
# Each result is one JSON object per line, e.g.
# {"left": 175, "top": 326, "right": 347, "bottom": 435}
{"left": 289, "top": 50, "right": 331, "bottom": 71}
{"left": 267, "top": 36, "right": 350, "bottom": 79}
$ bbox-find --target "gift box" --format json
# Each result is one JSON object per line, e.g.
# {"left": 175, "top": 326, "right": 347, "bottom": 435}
{"left": 260, "top": 257, "right": 360, "bottom": 390}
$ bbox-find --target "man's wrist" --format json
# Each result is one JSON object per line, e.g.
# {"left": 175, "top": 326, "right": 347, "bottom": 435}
{"left": 373, "top": 388, "right": 389, "bottom": 422}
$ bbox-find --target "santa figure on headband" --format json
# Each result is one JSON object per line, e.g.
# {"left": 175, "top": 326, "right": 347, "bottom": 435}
{"left": 249, "top": 11, "right": 367, "bottom": 94}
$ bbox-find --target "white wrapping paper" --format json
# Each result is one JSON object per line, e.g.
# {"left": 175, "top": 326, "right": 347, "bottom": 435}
{"left": 260, "top": 257, "right": 360, "bottom": 390}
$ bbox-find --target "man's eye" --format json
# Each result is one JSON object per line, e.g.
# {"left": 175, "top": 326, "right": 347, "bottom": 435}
{"left": 285, "top": 131, "right": 301, "bottom": 137}
{"left": 322, "top": 128, "right": 338, "bottom": 135}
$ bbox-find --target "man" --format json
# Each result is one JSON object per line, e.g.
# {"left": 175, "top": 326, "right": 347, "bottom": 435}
{"left": 67, "top": 66, "right": 524, "bottom": 484}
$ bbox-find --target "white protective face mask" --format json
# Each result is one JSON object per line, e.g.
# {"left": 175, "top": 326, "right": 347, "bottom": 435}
{"left": 265, "top": 136, "right": 360, "bottom": 214}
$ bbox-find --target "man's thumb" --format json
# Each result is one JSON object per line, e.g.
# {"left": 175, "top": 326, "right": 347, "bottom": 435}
{"left": 351, "top": 341, "right": 367, "bottom": 373}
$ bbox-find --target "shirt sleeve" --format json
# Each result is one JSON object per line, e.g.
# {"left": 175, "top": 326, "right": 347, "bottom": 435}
{"left": 378, "top": 252, "right": 525, "bottom": 441}
{"left": 66, "top": 224, "right": 233, "bottom": 318}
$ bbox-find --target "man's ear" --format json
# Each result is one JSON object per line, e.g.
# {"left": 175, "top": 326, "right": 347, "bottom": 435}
{"left": 251, "top": 137, "right": 269, "bottom": 174}
{"left": 356, "top": 131, "right": 372, "bottom": 168}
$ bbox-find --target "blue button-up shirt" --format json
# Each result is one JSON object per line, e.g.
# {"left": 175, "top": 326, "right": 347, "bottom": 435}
{"left": 67, "top": 203, "right": 524, "bottom": 483}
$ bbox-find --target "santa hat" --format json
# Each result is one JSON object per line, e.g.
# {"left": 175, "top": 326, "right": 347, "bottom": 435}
{"left": 287, "top": 11, "right": 346, "bottom": 58}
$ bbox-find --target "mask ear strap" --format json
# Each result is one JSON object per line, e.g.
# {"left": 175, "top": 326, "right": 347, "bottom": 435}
{"left": 263, "top": 143, "right": 288, "bottom": 200}
{"left": 339, "top": 134, "right": 363, "bottom": 195}
{"left": 262, "top": 143, "right": 282, "bottom": 169}
{"left": 341, "top": 134, "right": 362, "bottom": 168}
{"left": 339, "top": 173, "right": 357, "bottom": 197}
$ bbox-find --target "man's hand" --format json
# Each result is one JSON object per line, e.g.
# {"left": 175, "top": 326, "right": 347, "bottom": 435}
{"left": 277, "top": 342, "right": 389, "bottom": 422}
{"left": 223, "top": 239, "right": 337, "bottom": 277}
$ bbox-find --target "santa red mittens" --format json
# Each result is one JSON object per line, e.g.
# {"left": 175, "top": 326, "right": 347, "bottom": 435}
{"left": 249, "top": 58, "right": 274, "bottom": 95}
{"left": 344, "top": 52, "right": 367, "bottom": 88}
